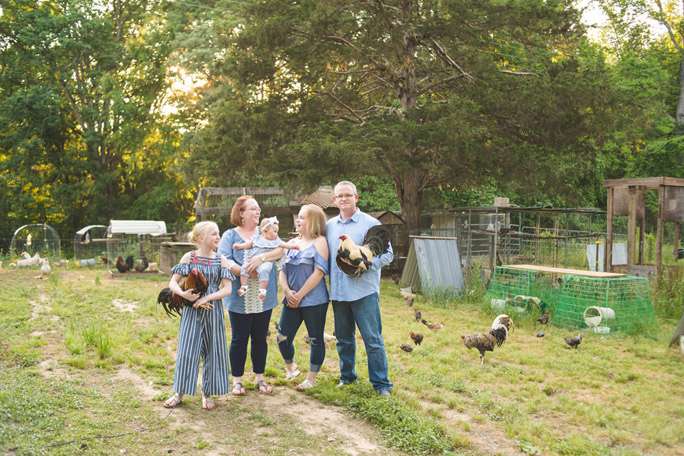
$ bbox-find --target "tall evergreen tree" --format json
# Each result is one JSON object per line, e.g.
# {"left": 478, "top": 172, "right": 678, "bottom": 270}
{"left": 186, "top": 0, "right": 622, "bottom": 233}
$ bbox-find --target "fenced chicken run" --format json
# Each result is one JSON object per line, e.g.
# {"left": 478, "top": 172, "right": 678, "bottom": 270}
{"left": 421, "top": 205, "right": 627, "bottom": 273}
{"left": 104, "top": 220, "right": 170, "bottom": 274}
{"left": 484, "top": 265, "right": 656, "bottom": 334}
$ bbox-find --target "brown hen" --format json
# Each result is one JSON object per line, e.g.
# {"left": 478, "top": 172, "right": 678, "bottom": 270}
{"left": 421, "top": 319, "right": 444, "bottom": 331}
{"left": 409, "top": 331, "right": 424, "bottom": 345}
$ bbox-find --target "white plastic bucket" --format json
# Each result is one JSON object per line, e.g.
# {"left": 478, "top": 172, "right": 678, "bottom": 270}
{"left": 490, "top": 298, "right": 506, "bottom": 311}
{"left": 583, "top": 306, "right": 616, "bottom": 328}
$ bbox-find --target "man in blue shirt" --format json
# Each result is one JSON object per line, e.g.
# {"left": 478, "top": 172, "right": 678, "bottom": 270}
{"left": 326, "top": 181, "right": 394, "bottom": 396}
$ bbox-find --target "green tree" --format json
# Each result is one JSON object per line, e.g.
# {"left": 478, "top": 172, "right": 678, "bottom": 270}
{"left": 592, "top": 0, "right": 683, "bottom": 184}
{"left": 185, "top": 0, "right": 623, "bottom": 234}
{"left": 0, "top": 0, "right": 187, "bottom": 240}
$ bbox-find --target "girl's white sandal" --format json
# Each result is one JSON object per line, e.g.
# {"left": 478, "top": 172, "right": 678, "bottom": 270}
{"left": 285, "top": 366, "right": 300, "bottom": 381}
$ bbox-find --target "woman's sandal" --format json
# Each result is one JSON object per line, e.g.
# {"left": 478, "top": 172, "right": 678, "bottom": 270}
{"left": 296, "top": 379, "right": 315, "bottom": 390}
{"left": 255, "top": 380, "right": 273, "bottom": 394}
{"left": 237, "top": 286, "right": 249, "bottom": 297}
{"left": 257, "top": 288, "right": 267, "bottom": 300}
{"left": 232, "top": 382, "right": 245, "bottom": 396}
{"left": 202, "top": 394, "right": 216, "bottom": 411}
{"left": 285, "top": 365, "right": 300, "bottom": 381}
{"left": 163, "top": 393, "right": 182, "bottom": 408}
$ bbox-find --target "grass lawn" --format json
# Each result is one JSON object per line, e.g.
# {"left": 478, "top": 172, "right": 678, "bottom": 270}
{"left": 0, "top": 266, "right": 682, "bottom": 455}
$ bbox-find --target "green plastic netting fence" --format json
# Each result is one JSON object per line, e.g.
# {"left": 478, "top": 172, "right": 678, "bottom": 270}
{"left": 484, "top": 267, "right": 655, "bottom": 334}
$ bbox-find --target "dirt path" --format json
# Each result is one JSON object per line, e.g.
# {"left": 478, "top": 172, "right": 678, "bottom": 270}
{"left": 21, "top": 270, "right": 528, "bottom": 456}
{"left": 105, "top": 366, "right": 395, "bottom": 456}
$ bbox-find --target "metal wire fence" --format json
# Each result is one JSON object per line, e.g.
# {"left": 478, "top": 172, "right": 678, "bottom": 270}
{"left": 413, "top": 226, "right": 628, "bottom": 271}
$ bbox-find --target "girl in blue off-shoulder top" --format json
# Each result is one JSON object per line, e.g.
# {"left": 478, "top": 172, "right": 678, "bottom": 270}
{"left": 276, "top": 204, "right": 330, "bottom": 389}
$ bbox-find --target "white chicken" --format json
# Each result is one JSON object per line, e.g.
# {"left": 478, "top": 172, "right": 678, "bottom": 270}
{"left": 34, "top": 258, "right": 51, "bottom": 279}
{"left": 40, "top": 258, "right": 51, "bottom": 278}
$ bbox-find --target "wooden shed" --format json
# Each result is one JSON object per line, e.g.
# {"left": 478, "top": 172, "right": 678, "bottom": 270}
{"left": 367, "top": 211, "right": 408, "bottom": 261}
{"left": 289, "top": 186, "right": 338, "bottom": 217}
{"left": 604, "top": 177, "right": 684, "bottom": 278}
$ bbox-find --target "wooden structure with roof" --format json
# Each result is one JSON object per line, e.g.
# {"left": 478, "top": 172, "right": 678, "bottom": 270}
{"left": 194, "top": 187, "right": 290, "bottom": 220}
{"left": 368, "top": 210, "right": 408, "bottom": 262}
{"left": 289, "top": 186, "right": 338, "bottom": 217}
{"left": 604, "top": 177, "right": 684, "bottom": 278}
{"left": 194, "top": 187, "right": 295, "bottom": 234}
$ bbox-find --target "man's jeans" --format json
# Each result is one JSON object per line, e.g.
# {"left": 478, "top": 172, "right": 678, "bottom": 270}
{"left": 332, "top": 293, "right": 392, "bottom": 392}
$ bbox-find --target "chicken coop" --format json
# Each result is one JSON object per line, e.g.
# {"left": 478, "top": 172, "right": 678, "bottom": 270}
{"left": 604, "top": 177, "right": 684, "bottom": 279}
{"left": 105, "top": 220, "right": 170, "bottom": 275}
{"left": 10, "top": 223, "right": 61, "bottom": 259}
{"left": 73, "top": 225, "right": 108, "bottom": 261}
{"left": 398, "top": 236, "right": 465, "bottom": 297}
{"left": 423, "top": 205, "right": 611, "bottom": 274}
{"left": 485, "top": 265, "right": 656, "bottom": 334}
{"left": 484, "top": 266, "right": 561, "bottom": 314}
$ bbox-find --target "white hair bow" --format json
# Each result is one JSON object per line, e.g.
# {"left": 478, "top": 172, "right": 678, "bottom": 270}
{"left": 262, "top": 216, "right": 279, "bottom": 229}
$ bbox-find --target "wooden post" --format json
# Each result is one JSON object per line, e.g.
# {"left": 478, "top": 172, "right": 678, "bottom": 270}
{"left": 489, "top": 235, "right": 495, "bottom": 271}
{"left": 518, "top": 212, "right": 522, "bottom": 258}
{"left": 535, "top": 214, "right": 541, "bottom": 265}
{"left": 564, "top": 212, "right": 569, "bottom": 268}
{"left": 674, "top": 222, "right": 680, "bottom": 261}
{"left": 467, "top": 209, "right": 472, "bottom": 267}
{"left": 627, "top": 186, "right": 637, "bottom": 268}
{"left": 553, "top": 215, "right": 559, "bottom": 268}
{"left": 493, "top": 207, "right": 499, "bottom": 267}
{"left": 638, "top": 216, "right": 645, "bottom": 265}
{"left": 656, "top": 185, "right": 665, "bottom": 276}
{"left": 605, "top": 187, "right": 614, "bottom": 272}
{"left": 595, "top": 240, "right": 600, "bottom": 272}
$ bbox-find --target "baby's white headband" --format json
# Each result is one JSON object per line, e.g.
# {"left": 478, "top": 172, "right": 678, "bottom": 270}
{"left": 262, "top": 216, "right": 279, "bottom": 229}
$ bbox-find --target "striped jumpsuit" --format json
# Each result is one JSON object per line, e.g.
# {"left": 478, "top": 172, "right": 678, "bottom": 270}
{"left": 171, "top": 252, "right": 233, "bottom": 396}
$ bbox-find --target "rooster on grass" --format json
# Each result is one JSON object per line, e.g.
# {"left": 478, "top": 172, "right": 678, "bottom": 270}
{"left": 564, "top": 333, "right": 583, "bottom": 349}
{"left": 537, "top": 310, "right": 550, "bottom": 325}
{"left": 398, "top": 344, "right": 414, "bottom": 353}
{"left": 461, "top": 314, "right": 512, "bottom": 364}
{"left": 134, "top": 256, "right": 149, "bottom": 273}
{"left": 116, "top": 255, "right": 135, "bottom": 273}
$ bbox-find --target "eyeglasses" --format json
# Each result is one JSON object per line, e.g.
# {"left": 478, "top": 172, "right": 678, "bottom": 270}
{"left": 335, "top": 193, "right": 356, "bottom": 199}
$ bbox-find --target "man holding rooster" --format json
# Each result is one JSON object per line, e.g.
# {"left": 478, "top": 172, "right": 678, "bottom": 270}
{"left": 327, "top": 181, "right": 394, "bottom": 397}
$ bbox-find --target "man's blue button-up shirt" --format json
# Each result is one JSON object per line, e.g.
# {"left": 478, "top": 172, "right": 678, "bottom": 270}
{"left": 326, "top": 209, "right": 394, "bottom": 302}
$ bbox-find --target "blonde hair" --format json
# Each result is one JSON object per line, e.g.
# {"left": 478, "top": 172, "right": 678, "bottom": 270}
{"left": 334, "top": 181, "right": 357, "bottom": 196}
{"left": 187, "top": 221, "right": 218, "bottom": 247}
{"left": 300, "top": 204, "right": 326, "bottom": 238}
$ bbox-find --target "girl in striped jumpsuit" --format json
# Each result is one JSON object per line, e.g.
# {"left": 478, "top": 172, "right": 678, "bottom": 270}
{"left": 163, "top": 221, "right": 234, "bottom": 411}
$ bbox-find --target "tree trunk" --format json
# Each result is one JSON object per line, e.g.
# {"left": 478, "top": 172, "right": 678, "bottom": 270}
{"left": 394, "top": 169, "right": 423, "bottom": 252}
{"left": 676, "top": 58, "right": 684, "bottom": 132}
